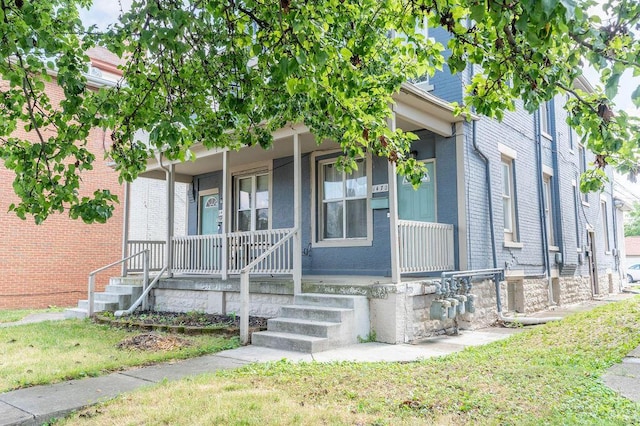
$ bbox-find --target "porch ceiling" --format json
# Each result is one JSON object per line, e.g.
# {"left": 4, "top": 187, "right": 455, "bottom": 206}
{"left": 139, "top": 85, "right": 465, "bottom": 182}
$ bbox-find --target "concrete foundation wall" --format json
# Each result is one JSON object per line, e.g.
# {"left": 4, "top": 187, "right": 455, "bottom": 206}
{"left": 152, "top": 288, "right": 293, "bottom": 318}
{"left": 148, "top": 271, "right": 621, "bottom": 345}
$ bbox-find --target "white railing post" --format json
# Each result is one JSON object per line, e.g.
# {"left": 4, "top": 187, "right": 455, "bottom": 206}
{"left": 240, "top": 271, "right": 250, "bottom": 345}
{"left": 387, "top": 108, "right": 401, "bottom": 283}
{"left": 87, "top": 274, "right": 95, "bottom": 317}
{"left": 142, "top": 250, "right": 150, "bottom": 311}
{"left": 121, "top": 181, "right": 130, "bottom": 277}
{"left": 293, "top": 133, "right": 302, "bottom": 294}
{"left": 222, "top": 150, "right": 229, "bottom": 280}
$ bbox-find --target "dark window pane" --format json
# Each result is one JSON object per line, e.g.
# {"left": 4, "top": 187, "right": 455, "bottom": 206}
{"left": 346, "top": 199, "right": 367, "bottom": 238}
{"left": 323, "top": 201, "right": 343, "bottom": 238}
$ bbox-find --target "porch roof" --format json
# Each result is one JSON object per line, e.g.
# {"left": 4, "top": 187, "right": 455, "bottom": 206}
{"left": 139, "top": 83, "right": 472, "bottom": 182}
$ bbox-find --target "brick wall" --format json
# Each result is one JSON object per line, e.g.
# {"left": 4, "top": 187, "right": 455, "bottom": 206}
{"left": 0, "top": 79, "right": 124, "bottom": 309}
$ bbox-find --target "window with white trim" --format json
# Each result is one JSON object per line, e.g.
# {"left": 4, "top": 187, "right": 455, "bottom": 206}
{"left": 234, "top": 173, "right": 269, "bottom": 231}
{"left": 578, "top": 144, "right": 588, "bottom": 203}
{"left": 543, "top": 174, "right": 555, "bottom": 247}
{"left": 319, "top": 158, "right": 368, "bottom": 241}
{"left": 502, "top": 157, "right": 518, "bottom": 242}
{"left": 540, "top": 102, "right": 551, "bottom": 137}
{"left": 600, "top": 200, "right": 610, "bottom": 252}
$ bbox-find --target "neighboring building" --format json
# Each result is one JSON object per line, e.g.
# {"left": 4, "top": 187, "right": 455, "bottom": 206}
{"left": 624, "top": 236, "right": 640, "bottom": 269}
{"left": 0, "top": 48, "right": 125, "bottom": 309}
{"left": 85, "top": 29, "right": 624, "bottom": 349}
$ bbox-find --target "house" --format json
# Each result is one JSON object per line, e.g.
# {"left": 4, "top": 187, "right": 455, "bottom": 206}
{"left": 624, "top": 236, "right": 640, "bottom": 269}
{"left": 76, "top": 30, "right": 625, "bottom": 352}
{"left": 0, "top": 48, "right": 127, "bottom": 309}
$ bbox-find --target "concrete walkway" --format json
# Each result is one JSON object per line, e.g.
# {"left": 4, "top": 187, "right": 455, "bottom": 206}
{"left": 0, "top": 293, "right": 638, "bottom": 425}
{"left": 0, "top": 312, "right": 65, "bottom": 328}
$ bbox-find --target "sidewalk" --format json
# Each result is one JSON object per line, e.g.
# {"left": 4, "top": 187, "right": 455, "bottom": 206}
{"left": 0, "top": 293, "right": 638, "bottom": 426}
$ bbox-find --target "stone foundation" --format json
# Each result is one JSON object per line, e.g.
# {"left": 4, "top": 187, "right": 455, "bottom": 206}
{"left": 148, "top": 271, "right": 622, "bottom": 345}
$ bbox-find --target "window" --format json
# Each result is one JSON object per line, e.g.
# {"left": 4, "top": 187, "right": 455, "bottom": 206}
{"left": 543, "top": 174, "right": 555, "bottom": 248}
{"left": 502, "top": 157, "right": 518, "bottom": 242}
{"left": 317, "top": 158, "right": 369, "bottom": 243}
{"left": 572, "top": 181, "right": 581, "bottom": 249}
{"left": 567, "top": 95, "right": 575, "bottom": 151}
{"left": 600, "top": 200, "right": 610, "bottom": 253}
{"left": 235, "top": 173, "right": 269, "bottom": 231}
{"left": 540, "top": 101, "right": 551, "bottom": 137}
{"left": 578, "top": 144, "right": 588, "bottom": 203}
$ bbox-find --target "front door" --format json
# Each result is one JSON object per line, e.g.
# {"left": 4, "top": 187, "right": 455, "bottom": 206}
{"left": 398, "top": 160, "right": 436, "bottom": 222}
{"left": 199, "top": 190, "right": 220, "bottom": 235}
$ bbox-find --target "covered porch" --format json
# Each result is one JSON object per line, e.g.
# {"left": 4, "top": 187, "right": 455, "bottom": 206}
{"left": 122, "top": 83, "right": 468, "bottom": 291}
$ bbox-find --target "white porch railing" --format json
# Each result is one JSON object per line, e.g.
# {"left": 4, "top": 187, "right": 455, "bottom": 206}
{"left": 239, "top": 227, "right": 298, "bottom": 344}
{"left": 159, "top": 228, "right": 296, "bottom": 275}
{"left": 127, "top": 240, "right": 165, "bottom": 272}
{"left": 227, "top": 228, "right": 295, "bottom": 275}
{"left": 172, "top": 234, "right": 224, "bottom": 274}
{"left": 398, "top": 220, "right": 455, "bottom": 273}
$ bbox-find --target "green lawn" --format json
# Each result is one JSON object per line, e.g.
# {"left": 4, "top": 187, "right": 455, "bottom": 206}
{"left": 63, "top": 296, "right": 640, "bottom": 425}
{"left": 0, "top": 319, "right": 238, "bottom": 392}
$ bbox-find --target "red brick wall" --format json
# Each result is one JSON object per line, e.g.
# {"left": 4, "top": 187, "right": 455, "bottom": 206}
{"left": 0, "top": 79, "right": 124, "bottom": 309}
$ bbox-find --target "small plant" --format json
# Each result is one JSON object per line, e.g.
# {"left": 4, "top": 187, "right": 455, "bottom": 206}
{"left": 357, "top": 330, "right": 377, "bottom": 343}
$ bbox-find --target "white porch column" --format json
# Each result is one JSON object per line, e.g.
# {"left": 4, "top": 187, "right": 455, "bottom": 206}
{"left": 120, "top": 181, "right": 130, "bottom": 276}
{"left": 388, "top": 109, "right": 401, "bottom": 283}
{"left": 221, "top": 150, "right": 229, "bottom": 280}
{"left": 455, "top": 122, "right": 468, "bottom": 271}
{"left": 166, "top": 163, "right": 175, "bottom": 276}
{"left": 293, "top": 134, "right": 302, "bottom": 294}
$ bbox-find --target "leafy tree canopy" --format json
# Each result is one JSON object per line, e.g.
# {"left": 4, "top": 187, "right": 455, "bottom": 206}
{"left": 0, "top": 0, "right": 638, "bottom": 223}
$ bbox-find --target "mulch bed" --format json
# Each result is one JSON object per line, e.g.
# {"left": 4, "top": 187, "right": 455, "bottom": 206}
{"left": 116, "top": 333, "right": 193, "bottom": 351}
{"left": 95, "top": 311, "right": 268, "bottom": 336}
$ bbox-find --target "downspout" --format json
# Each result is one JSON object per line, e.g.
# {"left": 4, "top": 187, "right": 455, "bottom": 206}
{"left": 466, "top": 61, "right": 559, "bottom": 324}
{"left": 549, "top": 102, "right": 565, "bottom": 274}
{"left": 536, "top": 111, "right": 554, "bottom": 305}
{"left": 471, "top": 120, "right": 497, "bottom": 269}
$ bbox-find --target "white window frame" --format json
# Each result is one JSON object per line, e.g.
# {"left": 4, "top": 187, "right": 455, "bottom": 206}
{"left": 600, "top": 197, "right": 610, "bottom": 254}
{"left": 501, "top": 156, "right": 519, "bottom": 245}
{"left": 577, "top": 144, "right": 589, "bottom": 205}
{"left": 311, "top": 153, "right": 373, "bottom": 248}
{"left": 542, "top": 168, "right": 558, "bottom": 250}
{"left": 540, "top": 101, "right": 551, "bottom": 139}
{"left": 231, "top": 162, "right": 272, "bottom": 232}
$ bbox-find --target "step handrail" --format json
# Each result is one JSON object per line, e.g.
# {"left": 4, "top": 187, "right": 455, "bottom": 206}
{"left": 114, "top": 266, "right": 168, "bottom": 317}
{"left": 239, "top": 227, "right": 298, "bottom": 344}
{"left": 87, "top": 250, "right": 150, "bottom": 317}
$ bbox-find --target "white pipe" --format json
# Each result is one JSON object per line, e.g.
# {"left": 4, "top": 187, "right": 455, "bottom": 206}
{"left": 498, "top": 312, "right": 563, "bottom": 325}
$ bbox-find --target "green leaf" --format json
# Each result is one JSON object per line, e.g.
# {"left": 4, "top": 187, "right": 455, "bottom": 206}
{"left": 632, "top": 85, "right": 640, "bottom": 108}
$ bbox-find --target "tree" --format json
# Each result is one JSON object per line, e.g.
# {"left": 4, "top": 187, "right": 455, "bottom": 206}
{"left": 0, "top": 0, "right": 638, "bottom": 223}
{"left": 625, "top": 202, "right": 640, "bottom": 237}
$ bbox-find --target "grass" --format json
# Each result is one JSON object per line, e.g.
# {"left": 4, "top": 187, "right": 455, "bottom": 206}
{"left": 63, "top": 296, "right": 640, "bottom": 425}
{"left": 0, "top": 319, "right": 238, "bottom": 392}
{"left": 0, "top": 307, "right": 63, "bottom": 323}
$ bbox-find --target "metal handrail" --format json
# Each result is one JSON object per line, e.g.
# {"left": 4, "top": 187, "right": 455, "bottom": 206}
{"left": 114, "top": 266, "right": 168, "bottom": 317}
{"left": 239, "top": 227, "right": 298, "bottom": 344}
{"left": 87, "top": 250, "right": 149, "bottom": 317}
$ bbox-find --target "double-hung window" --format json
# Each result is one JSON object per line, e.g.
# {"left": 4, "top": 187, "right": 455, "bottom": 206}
{"left": 502, "top": 157, "right": 518, "bottom": 243}
{"left": 540, "top": 101, "right": 551, "bottom": 137}
{"left": 235, "top": 173, "right": 269, "bottom": 231}
{"left": 318, "top": 158, "right": 369, "bottom": 243}
{"left": 601, "top": 199, "right": 610, "bottom": 253}
{"left": 578, "top": 144, "right": 588, "bottom": 204}
{"left": 543, "top": 173, "right": 556, "bottom": 248}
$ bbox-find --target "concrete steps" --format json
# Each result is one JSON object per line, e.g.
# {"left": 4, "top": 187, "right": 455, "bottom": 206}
{"left": 64, "top": 277, "right": 144, "bottom": 319}
{"left": 251, "top": 293, "right": 369, "bottom": 354}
